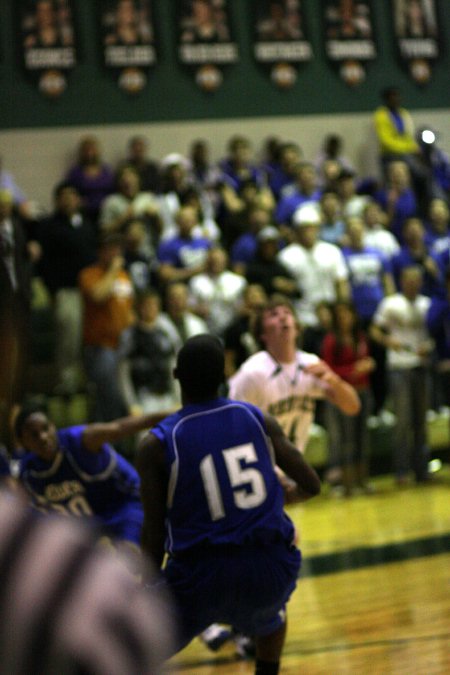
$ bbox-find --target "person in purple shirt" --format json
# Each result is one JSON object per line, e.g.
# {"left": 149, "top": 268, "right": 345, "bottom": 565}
{"left": 391, "top": 217, "right": 445, "bottom": 299}
{"left": 275, "top": 162, "right": 322, "bottom": 227}
{"left": 157, "top": 205, "right": 212, "bottom": 286}
{"left": 65, "top": 136, "right": 115, "bottom": 224}
{"left": 374, "top": 160, "right": 418, "bottom": 243}
{"left": 342, "top": 216, "right": 395, "bottom": 325}
{"left": 218, "top": 135, "right": 265, "bottom": 193}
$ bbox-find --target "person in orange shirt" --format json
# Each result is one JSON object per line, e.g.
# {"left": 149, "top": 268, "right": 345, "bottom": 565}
{"left": 79, "top": 233, "right": 135, "bottom": 421}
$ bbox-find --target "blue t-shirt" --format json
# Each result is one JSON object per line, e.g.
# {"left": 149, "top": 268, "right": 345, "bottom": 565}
{"left": 157, "top": 236, "right": 211, "bottom": 268}
{"left": 152, "top": 397, "right": 295, "bottom": 555}
{"left": 342, "top": 246, "right": 391, "bottom": 321}
{"left": 19, "top": 426, "right": 143, "bottom": 540}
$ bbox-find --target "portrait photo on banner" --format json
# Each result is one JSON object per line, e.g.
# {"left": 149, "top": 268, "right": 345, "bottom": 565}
{"left": 253, "top": 1, "right": 313, "bottom": 89}
{"left": 392, "top": 0, "right": 439, "bottom": 84}
{"left": 177, "top": 0, "right": 238, "bottom": 91}
{"left": 101, "top": 0, "right": 156, "bottom": 93}
{"left": 20, "top": 0, "right": 77, "bottom": 97}
{"left": 322, "top": 0, "right": 376, "bottom": 87}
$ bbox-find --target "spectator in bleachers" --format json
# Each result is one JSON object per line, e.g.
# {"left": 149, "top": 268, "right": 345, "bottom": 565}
{"left": 374, "top": 160, "right": 418, "bottom": 242}
{"left": 100, "top": 165, "right": 161, "bottom": 252}
{"left": 65, "top": 136, "right": 115, "bottom": 224}
{"left": 342, "top": 215, "right": 395, "bottom": 414}
{"left": 180, "top": 187, "right": 221, "bottom": 241}
{"left": 157, "top": 153, "right": 193, "bottom": 238}
{"left": 189, "top": 246, "right": 247, "bottom": 337}
{"left": 118, "top": 135, "right": 161, "bottom": 193}
{"left": 370, "top": 265, "right": 434, "bottom": 485}
{"left": 119, "top": 289, "right": 179, "bottom": 416}
{"left": 159, "top": 281, "right": 209, "bottom": 348}
{"left": 78, "top": 233, "right": 134, "bottom": 422}
{"left": 218, "top": 135, "right": 265, "bottom": 193}
{"left": 277, "top": 202, "right": 350, "bottom": 327}
{"left": 230, "top": 204, "right": 273, "bottom": 275}
{"left": 218, "top": 177, "right": 275, "bottom": 249}
{"left": 266, "top": 141, "right": 302, "bottom": 200}
{"left": 186, "top": 139, "right": 221, "bottom": 198}
{"left": 373, "top": 86, "right": 421, "bottom": 174}
{"left": 244, "top": 226, "right": 297, "bottom": 299}
{"left": 319, "top": 190, "right": 346, "bottom": 245}
{"left": 322, "top": 300, "right": 375, "bottom": 496}
{"left": 223, "top": 283, "right": 267, "bottom": 377}
{"left": 156, "top": 205, "right": 212, "bottom": 286}
{"left": 122, "top": 218, "right": 159, "bottom": 293}
{"left": 392, "top": 217, "right": 444, "bottom": 299}
{"left": 425, "top": 198, "right": 450, "bottom": 255}
{"left": 342, "top": 216, "right": 395, "bottom": 326}
{"left": 336, "top": 169, "right": 370, "bottom": 219}
{"left": 314, "top": 134, "right": 354, "bottom": 186}
{"left": 275, "top": 162, "right": 322, "bottom": 227}
{"left": 362, "top": 200, "right": 401, "bottom": 260}
{"left": 37, "top": 182, "right": 97, "bottom": 394}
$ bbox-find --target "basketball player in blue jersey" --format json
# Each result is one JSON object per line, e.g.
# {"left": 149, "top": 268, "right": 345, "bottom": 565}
{"left": 137, "top": 334, "right": 321, "bottom": 675}
{"left": 14, "top": 406, "right": 167, "bottom": 555}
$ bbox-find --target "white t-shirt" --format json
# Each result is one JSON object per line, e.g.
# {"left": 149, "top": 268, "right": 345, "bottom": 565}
{"left": 277, "top": 241, "right": 348, "bottom": 326}
{"left": 228, "top": 350, "right": 327, "bottom": 452}
{"left": 372, "top": 293, "right": 432, "bottom": 369}
{"left": 189, "top": 270, "right": 247, "bottom": 335}
{"left": 364, "top": 228, "right": 401, "bottom": 259}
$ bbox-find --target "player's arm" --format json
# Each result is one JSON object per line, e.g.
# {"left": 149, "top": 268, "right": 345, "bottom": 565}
{"left": 264, "top": 413, "right": 321, "bottom": 501}
{"left": 305, "top": 360, "right": 361, "bottom": 416}
{"left": 135, "top": 432, "right": 168, "bottom": 568}
{"left": 82, "top": 411, "right": 174, "bottom": 452}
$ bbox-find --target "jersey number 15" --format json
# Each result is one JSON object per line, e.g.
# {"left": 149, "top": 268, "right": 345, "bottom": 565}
{"left": 199, "top": 443, "right": 267, "bottom": 521}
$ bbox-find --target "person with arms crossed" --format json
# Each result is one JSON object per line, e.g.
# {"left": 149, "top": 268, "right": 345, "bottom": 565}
{"left": 137, "top": 334, "right": 321, "bottom": 675}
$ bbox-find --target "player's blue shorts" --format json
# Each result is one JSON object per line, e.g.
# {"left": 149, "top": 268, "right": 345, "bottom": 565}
{"left": 102, "top": 501, "right": 143, "bottom": 545}
{"left": 163, "top": 540, "right": 301, "bottom": 651}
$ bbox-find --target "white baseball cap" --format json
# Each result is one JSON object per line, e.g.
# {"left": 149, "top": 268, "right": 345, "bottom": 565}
{"left": 293, "top": 202, "right": 321, "bottom": 227}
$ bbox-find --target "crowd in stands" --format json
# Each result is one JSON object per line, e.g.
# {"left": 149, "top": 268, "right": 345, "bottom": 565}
{"left": 2, "top": 85, "right": 450, "bottom": 492}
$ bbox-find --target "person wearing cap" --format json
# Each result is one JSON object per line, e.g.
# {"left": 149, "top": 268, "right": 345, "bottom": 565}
{"left": 245, "top": 225, "right": 297, "bottom": 298}
{"left": 137, "top": 334, "right": 321, "bottom": 675}
{"left": 78, "top": 233, "right": 135, "bottom": 422}
{"left": 277, "top": 202, "right": 350, "bottom": 327}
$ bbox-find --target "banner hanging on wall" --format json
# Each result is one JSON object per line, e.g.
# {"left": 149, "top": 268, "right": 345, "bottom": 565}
{"left": 322, "top": 0, "right": 376, "bottom": 86}
{"left": 253, "top": 0, "right": 313, "bottom": 89}
{"left": 101, "top": 0, "right": 156, "bottom": 94}
{"left": 20, "top": 0, "right": 77, "bottom": 98}
{"left": 177, "top": 0, "right": 238, "bottom": 92}
{"left": 392, "top": 0, "right": 440, "bottom": 85}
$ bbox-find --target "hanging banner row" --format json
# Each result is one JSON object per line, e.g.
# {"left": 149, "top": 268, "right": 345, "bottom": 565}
{"left": 19, "top": 0, "right": 443, "bottom": 97}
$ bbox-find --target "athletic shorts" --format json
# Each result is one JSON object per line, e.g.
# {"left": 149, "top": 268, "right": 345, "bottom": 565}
{"left": 163, "top": 541, "right": 301, "bottom": 651}
{"left": 102, "top": 502, "right": 143, "bottom": 545}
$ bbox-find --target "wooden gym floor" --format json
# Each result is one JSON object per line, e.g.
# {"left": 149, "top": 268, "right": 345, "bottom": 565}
{"left": 167, "top": 467, "right": 450, "bottom": 674}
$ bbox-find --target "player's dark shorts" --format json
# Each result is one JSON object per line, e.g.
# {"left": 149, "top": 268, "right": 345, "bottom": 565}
{"left": 102, "top": 501, "right": 143, "bottom": 545}
{"left": 163, "top": 540, "right": 301, "bottom": 651}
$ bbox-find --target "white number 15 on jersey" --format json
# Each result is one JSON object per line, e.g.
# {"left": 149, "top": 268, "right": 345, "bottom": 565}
{"left": 200, "top": 443, "right": 267, "bottom": 521}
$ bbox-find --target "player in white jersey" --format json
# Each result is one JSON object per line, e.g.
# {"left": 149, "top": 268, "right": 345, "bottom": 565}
{"left": 229, "top": 295, "right": 361, "bottom": 454}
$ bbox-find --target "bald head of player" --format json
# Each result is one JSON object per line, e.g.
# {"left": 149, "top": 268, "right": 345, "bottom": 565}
{"left": 174, "top": 334, "right": 225, "bottom": 403}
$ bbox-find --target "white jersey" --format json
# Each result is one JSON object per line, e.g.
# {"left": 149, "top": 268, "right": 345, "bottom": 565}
{"left": 228, "top": 350, "right": 328, "bottom": 452}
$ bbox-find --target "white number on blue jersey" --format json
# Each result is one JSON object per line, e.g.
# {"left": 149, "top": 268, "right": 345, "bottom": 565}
{"left": 200, "top": 443, "right": 267, "bottom": 521}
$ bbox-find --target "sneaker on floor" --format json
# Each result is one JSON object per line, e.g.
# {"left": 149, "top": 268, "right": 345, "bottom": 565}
{"left": 200, "top": 624, "right": 233, "bottom": 651}
{"left": 234, "top": 633, "right": 256, "bottom": 659}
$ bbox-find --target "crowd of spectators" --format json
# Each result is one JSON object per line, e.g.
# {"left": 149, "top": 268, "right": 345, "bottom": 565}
{"left": 2, "top": 87, "right": 450, "bottom": 490}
